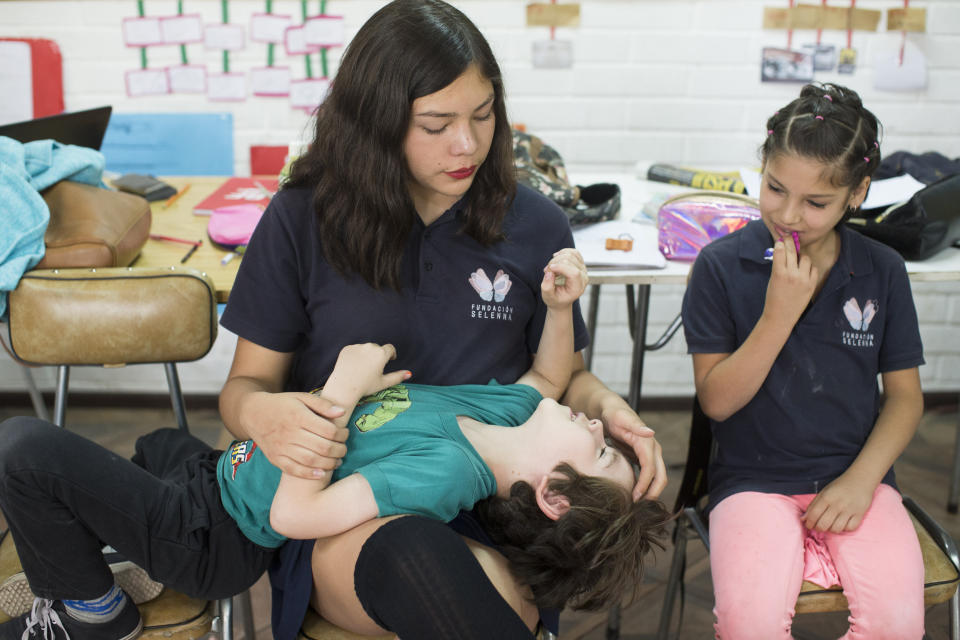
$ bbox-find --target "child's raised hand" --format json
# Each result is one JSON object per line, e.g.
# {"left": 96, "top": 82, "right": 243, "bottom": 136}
{"left": 762, "top": 236, "right": 819, "bottom": 327}
{"left": 541, "top": 248, "right": 588, "bottom": 308}
{"left": 334, "top": 343, "right": 411, "bottom": 397}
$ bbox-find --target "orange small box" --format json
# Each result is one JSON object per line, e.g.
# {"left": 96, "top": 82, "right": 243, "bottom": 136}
{"left": 605, "top": 237, "right": 633, "bottom": 251}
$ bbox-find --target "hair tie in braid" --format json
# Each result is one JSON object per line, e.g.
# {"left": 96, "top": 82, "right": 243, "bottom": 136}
{"left": 815, "top": 115, "right": 824, "bottom": 120}
{"left": 824, "top": 94, "right": 833, "bottom": 101}
{"left": 767, "top": 129, "right": 774, "bottom": 135}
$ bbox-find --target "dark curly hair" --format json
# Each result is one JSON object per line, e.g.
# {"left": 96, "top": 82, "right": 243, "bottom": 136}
{"left": 762, "top": 83, "right": 883, "bottom": 224}
{"left": 475, "top": 463, "right": 672, "bottom": 611}
{"left": 284, "top": 0, "right": 516, "bottom": 291}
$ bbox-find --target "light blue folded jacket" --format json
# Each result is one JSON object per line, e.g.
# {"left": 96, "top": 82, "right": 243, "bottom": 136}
{"left": 0, "top": 136, "right": 105, "bottom": 318}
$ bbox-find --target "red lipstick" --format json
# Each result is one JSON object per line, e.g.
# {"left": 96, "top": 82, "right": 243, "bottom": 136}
{"left": 445, "top": 166, "right": 476, "bottom": 180}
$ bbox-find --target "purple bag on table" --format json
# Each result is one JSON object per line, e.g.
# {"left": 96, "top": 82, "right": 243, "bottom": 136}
{"left": 657, "top": 191, "right": 760, "bottom": 261}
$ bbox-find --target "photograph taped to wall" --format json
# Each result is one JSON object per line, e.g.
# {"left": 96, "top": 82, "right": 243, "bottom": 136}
{"left": 251, "top": 66, "right": 291, "bottom": 97}
{"left": 123, "top": 17, "right": 162, "bottom": 47}
{"left": 760, "top": 47, "right": 814, "bottom": 83}
{"left": 208, "top": 72, "right": 246, "bottom": 101}
{"left": 837, "top": 47, "right": 857, "bottom": 74}
{"left": 250, "top": 13, "right": 292, "bottom": 43}
{"left": 304, "top": 15, "right": 344, "bottom": 47}
{"left": 290, "top": 77, "right": 329, "bottom": 112}
{"left": 125, "top": 68, "right": 169, "bottom": 97}
{"left": 285, "top": 25, "right": 319, "bottom": 56}
{"left": 801, "top": 43, "right": 836, "bottom": 71}
{"left": 204, "top": 23, "right": 245, "bottom": 51}
{"left": 160, "top": 14, "right": 203, "bottom": 44}
{"left": 168, "top": 65, "right": 206, "bottom": 93}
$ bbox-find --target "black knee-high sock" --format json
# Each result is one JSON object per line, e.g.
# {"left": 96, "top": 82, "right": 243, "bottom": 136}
{"left": 354, "top": 517, "right": 536, "bottom": 640}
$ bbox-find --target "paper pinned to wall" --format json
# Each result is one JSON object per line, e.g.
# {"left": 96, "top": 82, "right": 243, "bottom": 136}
{"left": 204, "top": 24, "right": 245, "bottom": 50}
{"left": 251, "top": 66, "right": 291, "bottom": 97}
{"left": 125, "top": 68, "right": 169, "bottom": 96}
{"left": 250, "top": 13, "right": 292, "bottom": 43}
{"left": 168, "top": 65, "right": 206, "bottom": 93}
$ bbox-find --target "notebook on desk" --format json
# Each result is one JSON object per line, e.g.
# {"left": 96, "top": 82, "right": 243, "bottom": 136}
{"left": 573, "top": 220, "right": 667, "bottom": 269}
{"left": 0, "top": 105, "right": 112, "bottom": 150}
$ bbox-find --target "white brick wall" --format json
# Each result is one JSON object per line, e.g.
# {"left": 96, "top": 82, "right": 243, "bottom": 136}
{"left": 2, "top": 0, "right": 959, "bottom": 398}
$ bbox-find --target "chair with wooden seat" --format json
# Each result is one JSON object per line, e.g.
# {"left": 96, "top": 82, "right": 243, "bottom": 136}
{"left": 5, "top": 266, "right": 253, "bottom": 640}
{"left": 655, "top": 397, "right": 960, "bottom": 640}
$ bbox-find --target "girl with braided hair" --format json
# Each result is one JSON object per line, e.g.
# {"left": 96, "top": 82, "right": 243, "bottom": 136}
{"left": 682, "top": 83, "right": 925, "bottom": 639}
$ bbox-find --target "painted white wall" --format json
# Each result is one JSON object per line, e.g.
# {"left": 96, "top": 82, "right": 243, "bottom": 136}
{"left": 2, "top": 0, "right": 959, "bottom": 398}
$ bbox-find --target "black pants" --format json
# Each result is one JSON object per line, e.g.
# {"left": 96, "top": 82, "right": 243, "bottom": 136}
{"left": 0, "top": 417, "right": 273, "bottom": 601}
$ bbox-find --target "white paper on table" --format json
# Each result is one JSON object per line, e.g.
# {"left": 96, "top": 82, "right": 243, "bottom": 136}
{"left": 204, "top": 24, "right": 245, "bottom": 51}
{"left": 572, "top": 221, "right": 666, "bottom": 269}
{"left": 739, "top": 167, "right": 762, "bottom": 198}
{"left": 862, "top": 173, "right": 926, "bottom": 210}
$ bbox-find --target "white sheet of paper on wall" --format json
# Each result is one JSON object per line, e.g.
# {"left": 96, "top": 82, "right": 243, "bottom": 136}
{"left": 290, "top": 77, "right": 330, "bottom": 111}
{"left": 532, "top": 39, "right": 573, "bottom": 68}
{"left": 123, "top": 17, "right": 163, "bottom": 47}
{"left": 207, "top": 72, "right": 246, "bottom": 101}
{"left": 874, "top": 40, "right": 927, "bottom": 92}
{"left": 251, "top": 66, "right": 291, "bottom": 96}
{"left": 161, "top": 14, "right": 203, "bottom": 44}
{"left": 204, "top": 24, "right": 245, "bottom": 51}
{"left": 304, "top": 15, "right": 344, "bottom": 47}
{"left": 0, "top": 41, "right": 33, "bottom": 125}
{"left": 250, "top": 13, "right": 292, "bottom": 43}
{"left": 285, "top": 25, "right": 319, "bottom": 56}
{"left": 168, "top": 65, "right": 206, "bottom": 93}
{"left": 125, "top": 68, "right": 169, "bottom": 97}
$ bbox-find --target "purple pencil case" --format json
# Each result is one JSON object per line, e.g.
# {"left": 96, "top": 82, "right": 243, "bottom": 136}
{"left": 657, "top": 191, "right": 761, "bottom": 261}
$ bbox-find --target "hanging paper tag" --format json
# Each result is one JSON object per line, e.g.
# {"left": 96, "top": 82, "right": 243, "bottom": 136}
{"left": 123, "top": 17, "right": 163, "bottom": 47}
{"left": 204, "top": 24, "right": 245, "bottom": 51}
{"left": 167, "top": 65, "right": 206, "bottom": 93}
{"left": 873, "top": 39, "right": 927, "bottom": 91}
{"left": 304, "top": 15, "right": 345, "bottom": 48}
{"left": 761, "top": 47, "right": 814, "bottom": 83}
{"left": 291, "top": 77, "right": 331, "bottom": 112}
{"left": 160, "top": 14, "right": 203, "bottom": 44}
{"left": 208, "top": 72, "right": 247, "bottom": 101}
{"left": 837, "top": 47, "right": 857, "bottom": 74}
{"left": 250, "top": 13, "right": 292, "bottom": 43}
{"left": 532, "top": 39, "right": 573, "bottom": 68}
{"left": 251, "top": 66, "right": 291, "bottom": 97}
{"left": 801, "top": 43, "right": 836, "bottom": 71}
{"left": 125, "top": 68, "right": 170, "bottom": 97}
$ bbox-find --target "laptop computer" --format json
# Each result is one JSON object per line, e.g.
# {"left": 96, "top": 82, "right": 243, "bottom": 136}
{"left": 0, "top": 105, "right": 112, "bottom": 150}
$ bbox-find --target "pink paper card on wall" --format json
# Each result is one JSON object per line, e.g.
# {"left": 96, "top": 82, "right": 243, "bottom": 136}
{"left": 125, "top": 68, "right": 170, "bottom": 96}
{"left": 251, "top": 13, "right": 292, "bottom": 43}
{"left": 204, "top": 24, "right": 245, "bottom": 51}
{"left": 284, "top": 25, "right": 319, "bottom": 55}
{"left": 251, "top": 66, "right": 291, "bottom": 96}
{"left": 123, "top": 17, "right": 163, "bottom": 47}
{"left": 167, "top": 64, "right": 206, "bottom": 93}
{"left": 161, "top": 14, "right": 203, "bottom": 44}
{"left": 304, "top": 15, "right": 344, "bottom": 47}
{"left": 290, "top": 77, "right": 330, "bottom": 111}
{"left": 208, "top": 72, "right": 246, "bottom": 101}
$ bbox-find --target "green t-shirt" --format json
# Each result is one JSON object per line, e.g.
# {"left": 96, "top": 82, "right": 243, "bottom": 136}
{"left": 217, "top": 381, "right": 542, "bottom": 547}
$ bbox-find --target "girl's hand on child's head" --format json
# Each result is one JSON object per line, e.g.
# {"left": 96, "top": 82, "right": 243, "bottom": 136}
{"left": 762, "top": 236, "right": 819, "bottom": 326}
{"left": 802, "top": 474, "right": 875, "bottom": 533}
{"left": 542, "top": 248, "right": 588, "bottom": 308}
{"left": 337, "top": 343, "right": 412, "bottom": 396}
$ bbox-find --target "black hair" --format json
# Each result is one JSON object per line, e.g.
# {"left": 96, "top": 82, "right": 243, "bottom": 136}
{"left": 284, "top": 0, "right": 515, "bottom": 290}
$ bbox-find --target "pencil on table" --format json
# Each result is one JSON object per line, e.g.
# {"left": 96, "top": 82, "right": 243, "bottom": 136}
{"left": 162, "top": 184, "right": 191, "bottom": 209}
{"left": 180, "top": 243, "right": 201, "bottom": 264}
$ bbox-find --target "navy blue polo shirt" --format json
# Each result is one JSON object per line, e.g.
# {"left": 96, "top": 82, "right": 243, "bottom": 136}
{"left": 221, "top": 183, "right": 585, "bottom": 640}
{"left": 682, "top": 219, "right": 924, "bottom": 511}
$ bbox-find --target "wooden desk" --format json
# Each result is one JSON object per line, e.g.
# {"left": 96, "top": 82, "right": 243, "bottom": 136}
{"left": 132, "top": 177, "right": 241, "bottom": 303}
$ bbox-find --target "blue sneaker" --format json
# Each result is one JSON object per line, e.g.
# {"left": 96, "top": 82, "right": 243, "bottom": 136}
{"left": 0, "top": 596, "right": 141, "bottom": 640}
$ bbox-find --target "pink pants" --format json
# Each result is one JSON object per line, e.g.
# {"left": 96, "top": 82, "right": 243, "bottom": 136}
{"left": 709, "top": 485, "right": 924, "bottom": 640}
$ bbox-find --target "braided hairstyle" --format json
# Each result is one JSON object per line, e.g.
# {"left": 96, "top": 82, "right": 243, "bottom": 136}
{"left": 762, "top": 83, "right": 883, "bottom": 222}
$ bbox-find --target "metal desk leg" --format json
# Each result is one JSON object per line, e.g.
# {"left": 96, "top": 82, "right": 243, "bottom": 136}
{"left": 584, "top": 284, "right": 601, "bottom": 371}
{"left": 625, "top": 284, "right": 651, "bottom": 411}
{"left": 950, "top": 393, "right": 960, "bottom": 513}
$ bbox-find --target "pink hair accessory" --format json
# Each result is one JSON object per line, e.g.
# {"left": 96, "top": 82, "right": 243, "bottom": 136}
{"left": 767, "top": 129, "right": 774, "bottom": 135}
{"left": 815, "top": 115, "right": 824, "bottom": 120}
{"left": 864, "top": 157, "right": 870, "bottom": 163}
{"left": 824, "top": 95, "right": 833, "bottom": 101}
{"left": 874, "top": 141, "right": 880, "bottom": 148}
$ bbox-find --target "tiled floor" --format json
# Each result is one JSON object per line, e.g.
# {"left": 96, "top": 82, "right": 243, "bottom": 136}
{"left": 1, "top": 396, "right": 958, "bottom": 639}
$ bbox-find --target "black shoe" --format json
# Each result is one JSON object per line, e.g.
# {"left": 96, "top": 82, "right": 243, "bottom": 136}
{"left": 0, "top": 596, "right": 142, "bottom": 640}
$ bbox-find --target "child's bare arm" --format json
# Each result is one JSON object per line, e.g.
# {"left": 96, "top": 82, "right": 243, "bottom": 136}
{"left": 803, "top": 366, "right": 922, "bottom": 533}
{"left": 694, "top": 236, "right": 816, "bottom": 421}
{"left": 517, "top": 248, "right": 587, "bottom": 399}
{"left": 270, "top": 343, "right": 409, "bottom": 538}
{"left": 271, "top": 473, "right": 380, "bottom": 539}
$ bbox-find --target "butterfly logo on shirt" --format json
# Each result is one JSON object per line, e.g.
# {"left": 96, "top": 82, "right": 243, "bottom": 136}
{"left": 842, "top": 297, "right": 878, "bottom": 331}
{"left": 469, "top": 268, "right": 512, "bottom": 302}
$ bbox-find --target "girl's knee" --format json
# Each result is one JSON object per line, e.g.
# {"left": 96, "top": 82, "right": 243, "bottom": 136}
{"left": 847, "top": 602, "right": 924, "bottom": 640}
{"left": 0, "top": 417, "right": 58, "bottom": 474}
{"left": 713, "top": 604, "right": 793, "bottom": 640}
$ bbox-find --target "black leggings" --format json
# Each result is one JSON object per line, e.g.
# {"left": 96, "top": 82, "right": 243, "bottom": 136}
{"left": 354, "top": 517, "right": 536, "bottom": 639}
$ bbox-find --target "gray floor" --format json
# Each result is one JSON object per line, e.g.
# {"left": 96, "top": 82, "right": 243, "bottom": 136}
{"left": 1, "top": 395, "right": 957, "bottom": 639}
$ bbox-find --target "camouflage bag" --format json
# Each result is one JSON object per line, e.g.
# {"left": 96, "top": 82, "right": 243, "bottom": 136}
{"left": 512, "top": 129, "right": 620, "bottom": 226}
